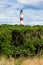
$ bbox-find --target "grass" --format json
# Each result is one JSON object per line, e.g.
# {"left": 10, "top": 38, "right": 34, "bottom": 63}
{"left": 15, "top": 57, "right": 25, "bottom": 65}
{"left": 0, "top": 55, "right": 43, "bottom": 65}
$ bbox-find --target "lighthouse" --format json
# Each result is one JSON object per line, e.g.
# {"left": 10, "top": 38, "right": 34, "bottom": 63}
{"left": 20, "top": 10, "right": 24, "bottom": 25}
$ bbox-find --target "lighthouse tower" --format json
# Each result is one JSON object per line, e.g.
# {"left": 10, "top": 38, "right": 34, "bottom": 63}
{"left": 20, "top": 10, "right": 24, "bottom": 25}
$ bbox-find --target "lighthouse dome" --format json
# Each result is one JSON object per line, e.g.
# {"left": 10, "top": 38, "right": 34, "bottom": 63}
{"left": 21, "top": 10, "right": 23, "bottom": 12}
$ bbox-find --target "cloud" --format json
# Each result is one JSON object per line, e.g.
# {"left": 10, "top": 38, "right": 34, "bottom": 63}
{"left": 0, "top": 10, "right": 20, "bottom": 24}
{"left": 0, "top": 0, "right": 21, "bottom": 25}
{"left": 17, "top": 0, "right": 43, "bottom": 5}
{"left": 23, "top": 9, "right": 43, "bottom": 25}
{"left": 17, "top": 0, "right": 43, "bottom": 10}
{"left": 28, "top": 21, "right": 43, "bottom": 26}
{"left": 0, "top": 0, "right": 43, "bottom": 25}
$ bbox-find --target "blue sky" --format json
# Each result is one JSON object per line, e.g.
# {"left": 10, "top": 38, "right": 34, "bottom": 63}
{"left": 0, "top": 0, "right": 43, "bottom": 25}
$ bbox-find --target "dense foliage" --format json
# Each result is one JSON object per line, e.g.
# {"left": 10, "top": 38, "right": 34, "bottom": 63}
{"left": 0, "top": 24, "right": 43, "bottom": 57}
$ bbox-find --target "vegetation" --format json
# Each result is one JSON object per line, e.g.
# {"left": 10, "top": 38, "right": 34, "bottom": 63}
{"left": 0, "top": 55, "right": 43, "bottom": 65}
{"left": 0, "top": 24, "right": 43, "bottom": 57}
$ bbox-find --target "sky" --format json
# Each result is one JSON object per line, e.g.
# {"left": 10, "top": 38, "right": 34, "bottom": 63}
{"left": 0, "top": 0, "right": 43, "bottom": 25}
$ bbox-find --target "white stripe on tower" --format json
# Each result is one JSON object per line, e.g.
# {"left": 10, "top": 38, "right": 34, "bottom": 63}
{"left": 20, "top": 10, "right": 24, "bottom": 25}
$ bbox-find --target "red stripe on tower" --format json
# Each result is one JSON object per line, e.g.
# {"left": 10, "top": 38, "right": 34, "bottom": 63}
{"left": 20, "top": 18, "right": 23, "bottom": 21}
{"left": 20, "top": 10, "right": 24, "bottom": 25}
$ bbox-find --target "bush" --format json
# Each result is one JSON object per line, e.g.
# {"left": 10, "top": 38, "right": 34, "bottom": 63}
{"left": 0, "top": 24, "right": 43, "bottom": 57}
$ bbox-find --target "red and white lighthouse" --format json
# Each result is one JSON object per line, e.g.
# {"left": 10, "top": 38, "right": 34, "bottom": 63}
{"left": 20, "top": 10, "right": 24, "bottom": 25}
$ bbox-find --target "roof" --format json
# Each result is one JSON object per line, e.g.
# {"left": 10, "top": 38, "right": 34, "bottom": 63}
{"left": 21, "top": 10, "right": 23, "bottom": 12}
